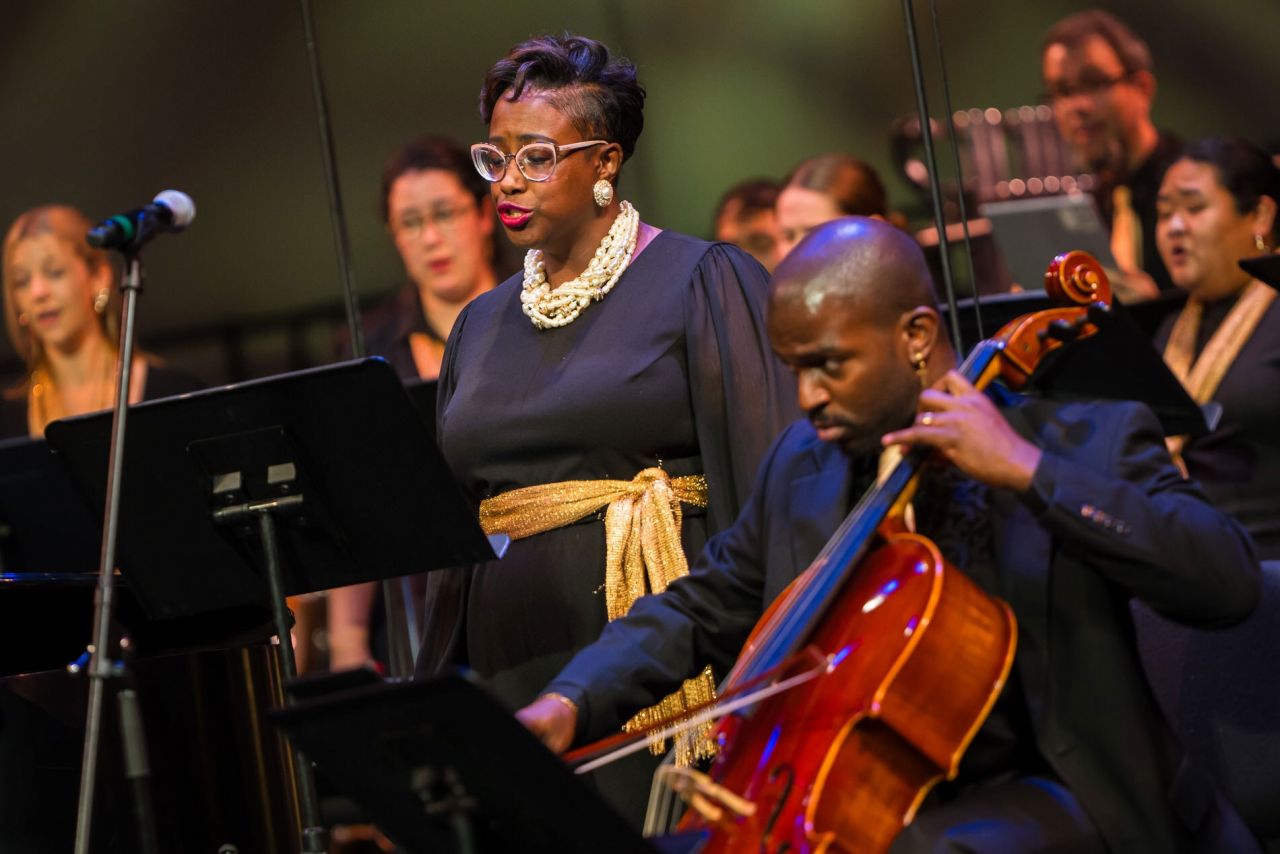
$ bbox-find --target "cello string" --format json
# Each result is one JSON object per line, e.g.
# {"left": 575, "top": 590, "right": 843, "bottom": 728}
{"left": 930, "top": 0, "right": 984, "bottom": 343}
{"left": 731, "top": 460, "right": 908, "bottom": 686}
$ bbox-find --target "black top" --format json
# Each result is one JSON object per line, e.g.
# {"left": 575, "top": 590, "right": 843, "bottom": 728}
{"left": 425, "top": 232, "right": 797, "bottom": 684}
{"left": 1155, "top": 293, "right": 1280, "bottom": 559}
{"left": 0, "top": 363, "right": 205, "bottom": 440}
{"left": 1095, "top": 131, "right": 1182, "bottom": 293}
{"left": 338, "top": 284, "right": 440, "bottom": 380}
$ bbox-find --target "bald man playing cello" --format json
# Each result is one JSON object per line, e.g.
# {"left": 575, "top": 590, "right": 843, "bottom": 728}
{"left": 516, "top": 218, "right": 1260, "bottom": 853}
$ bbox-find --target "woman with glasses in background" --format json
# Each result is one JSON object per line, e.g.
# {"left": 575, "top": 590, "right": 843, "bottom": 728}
{"left": 346, "top": 135, "right": 505, "bottom": 382}
{"left": 416, "top": 34, "right": 796, "bottom": 825}
{"left": 327, "top": 135, "right": 505, "bottom": 672}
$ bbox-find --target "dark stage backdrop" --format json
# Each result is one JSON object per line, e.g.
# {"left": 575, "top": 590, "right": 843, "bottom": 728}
{"left": 1, "top": 1, "right": 1276, "bottom": 382}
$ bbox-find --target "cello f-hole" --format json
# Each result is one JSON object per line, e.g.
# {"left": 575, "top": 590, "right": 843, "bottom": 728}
{"left": 761, "top": 763, "right": 796, "bottom": 853}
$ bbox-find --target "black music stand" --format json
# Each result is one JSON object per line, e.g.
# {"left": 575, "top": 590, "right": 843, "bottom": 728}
{"left": 271, "top": 673, "right": 665, "bottom": 854}
{"left": 44, "top": 357, "right": 502, "bottom": 853}
{"left": 403, "top": 378, "right": 439, "bottom": 441}
{"left": 0, "top": 437, "right": 100, "bottom": 575}
{"left": 943, "top": 292, "right": 1209, "bottom": 437}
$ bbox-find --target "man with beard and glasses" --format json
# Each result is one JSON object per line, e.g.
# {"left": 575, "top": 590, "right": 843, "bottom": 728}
{"left": 1041, "top": 10, "right": 1181, "bottom": 300}
{"left": 516, "top": 217, "right": 1262, "bottom": 852}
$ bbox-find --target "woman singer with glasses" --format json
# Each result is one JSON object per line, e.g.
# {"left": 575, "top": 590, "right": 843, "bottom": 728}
{"left": 415, "top": 34, "right": 797, "bottom": 825}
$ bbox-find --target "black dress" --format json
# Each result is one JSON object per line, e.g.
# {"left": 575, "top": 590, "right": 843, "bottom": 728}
{"left": 422, "top": 231, "right": 797, "bottom": 822}
{"left": 1155, "top": 292, "right": 1280, "bottom": 559}
{"left": 0, "top": 363, "right": 204, "bottom": 440}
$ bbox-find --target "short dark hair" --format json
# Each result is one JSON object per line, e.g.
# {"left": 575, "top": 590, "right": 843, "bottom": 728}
{"left": 479, "top": 34, "right": 646, "bottom": 163}
{"left": 1178, "top": 137, "right": 1280, "bottom": 239}
{"left": 379, "top": 135, "right": 487, "bottom": 223}
{"left": 1042, "top": 10, "right": 1153, "bottom": 76}
{"left": 713, "top": 178, "right": 780, "bottom": 225}
{"left": 785, "top": 153, "right": 888, "bottom": 218}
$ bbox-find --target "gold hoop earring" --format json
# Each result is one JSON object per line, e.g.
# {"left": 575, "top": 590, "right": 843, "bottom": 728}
{"left": 910, "top": 352, "right": 928, "bottom": 386}
{"left": 1256, "top": 233, "right": 1269, "bottom": 253}
{"left": 592, "top": 179, "right": 614, "bottom": 208}
{"left": 93, "top": 289, "right": 110, "bottom": 315}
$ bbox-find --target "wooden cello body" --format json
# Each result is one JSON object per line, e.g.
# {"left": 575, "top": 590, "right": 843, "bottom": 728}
{"left": 672, "top": 253, "right": 1112, "bottom": 853}
{"left": 690, "top": 532, "right": 1015, "bottom": 853}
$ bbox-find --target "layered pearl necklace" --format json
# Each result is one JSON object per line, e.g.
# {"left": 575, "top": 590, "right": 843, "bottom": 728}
{"left": 521, "top": 200, "right": 640, "bottom": 329}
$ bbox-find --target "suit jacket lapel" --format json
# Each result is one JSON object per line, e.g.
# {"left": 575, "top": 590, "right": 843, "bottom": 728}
{"left": 784, "top": 443, "right": 853, "bottom": 588}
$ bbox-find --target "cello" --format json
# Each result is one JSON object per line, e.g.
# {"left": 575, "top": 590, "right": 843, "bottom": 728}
{"left": 574, "top": 251, "right": 1114, "bottom": 853}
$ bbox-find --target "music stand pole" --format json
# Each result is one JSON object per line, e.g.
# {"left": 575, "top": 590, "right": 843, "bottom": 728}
{"left": 211, "top": 496, "right": 328, "bottom": 853}
{"left": 74, "top": 253, "right": 160, "bottom": 854}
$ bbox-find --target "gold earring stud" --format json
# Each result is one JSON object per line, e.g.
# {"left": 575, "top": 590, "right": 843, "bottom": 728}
{"left": 592, "top": 179, "right": 614, "bottom": 208}
{"left": 910, "top": 352, "right": 928, "bottom": 386}
{"left": 1256, "top": 233, "right": 1269, "bottom": 253}
{"left": 93, "top": 289, "right": 110, "bottom": 315}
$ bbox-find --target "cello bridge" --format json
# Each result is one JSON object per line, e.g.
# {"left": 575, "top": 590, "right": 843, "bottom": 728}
{"left": 659, "top": 765, "right": 757, "bottom": 822}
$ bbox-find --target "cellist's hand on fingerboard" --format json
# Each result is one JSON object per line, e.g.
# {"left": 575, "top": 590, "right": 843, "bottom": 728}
{"left": 882, "top": 370, "right": 1043, "bottom": 492}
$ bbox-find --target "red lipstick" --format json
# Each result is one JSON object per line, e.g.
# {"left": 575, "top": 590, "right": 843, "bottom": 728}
{"left": 497, "top": 202, "right": 533, "bottom": 229}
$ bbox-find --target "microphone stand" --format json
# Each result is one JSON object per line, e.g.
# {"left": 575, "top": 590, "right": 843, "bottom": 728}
{"left": 73, "top": 252, "right": 160, "bottom": 854}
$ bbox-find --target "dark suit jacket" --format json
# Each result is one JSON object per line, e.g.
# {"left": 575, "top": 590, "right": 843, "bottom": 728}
{"left": 547, "top": 395, "right": 1261, "bottom": 853}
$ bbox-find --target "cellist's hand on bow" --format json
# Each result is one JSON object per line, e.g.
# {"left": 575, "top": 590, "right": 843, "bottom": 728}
{"left": 515, "top": 693, "right": 578, "bottom": 754}
{"left": 881, "top": 370, "right": 1042, "bottom": 492}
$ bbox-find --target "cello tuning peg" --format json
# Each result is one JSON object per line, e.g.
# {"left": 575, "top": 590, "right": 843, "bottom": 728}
{"left": 1037, "top": 319, "right": 1079, "bottom": 343}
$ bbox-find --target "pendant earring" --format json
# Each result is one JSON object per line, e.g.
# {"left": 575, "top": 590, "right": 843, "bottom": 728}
{"left": 94, "top": 289, "right": 110, "bottom": 315}
{"left": 1256, "top": 233, "right": 1269, "bottom": 253}
{"left": 592, "top": 179, "right": 614, "bottom": 208}
{"left": 911, "top": 352, "right": 928, "bottom": 387}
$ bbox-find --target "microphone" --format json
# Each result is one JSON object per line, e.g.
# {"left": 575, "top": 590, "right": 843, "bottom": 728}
{"left": 86, "top": 190, "right": 197, "bottom": 250}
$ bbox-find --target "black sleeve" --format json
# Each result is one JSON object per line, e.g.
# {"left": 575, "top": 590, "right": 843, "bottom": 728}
{"left": 684, "top": 243, "right": 799, "bottom": 534}
{"left": 1020, "top": 401, "right": 1260, "bottom": 626}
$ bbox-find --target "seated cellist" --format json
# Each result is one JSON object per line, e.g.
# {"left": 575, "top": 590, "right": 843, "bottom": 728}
{"left": 515, "top": 217, "right": 1261, "bottom": 853}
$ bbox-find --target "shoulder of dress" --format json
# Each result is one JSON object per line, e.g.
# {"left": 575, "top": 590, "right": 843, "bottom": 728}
{"left": 460, "top": 273, "right": 523, "bottom": 320}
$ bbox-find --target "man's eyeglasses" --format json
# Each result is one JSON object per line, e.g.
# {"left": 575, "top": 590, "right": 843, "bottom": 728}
{"left": 471, "top": 140, "right": 607, "bottom": 183}
{"left": 1041, "top": 71, "right": 1134, "bottom": 104}
{"left": 393, "top": 201, "right": 475, "bottom": 239}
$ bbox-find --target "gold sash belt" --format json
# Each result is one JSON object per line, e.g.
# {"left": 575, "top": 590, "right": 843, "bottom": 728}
{"left": 479, "top": 467, "right": 718, "bottom": 765}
